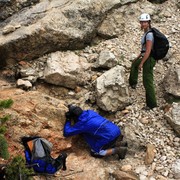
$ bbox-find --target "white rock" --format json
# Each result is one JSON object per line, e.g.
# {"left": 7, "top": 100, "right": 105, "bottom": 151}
{"left": 172, "top": 159, "right": 180, "bottom": 179}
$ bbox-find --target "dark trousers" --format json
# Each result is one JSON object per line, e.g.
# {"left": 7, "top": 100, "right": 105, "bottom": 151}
{"left": 102, "top": 135, "right": 123, "bottom": 150}
{"left": 129, "top": 56, "right": 157, "bottom": 108}
{"left": 90, "top": 135, "right": 123, "bottom": 158}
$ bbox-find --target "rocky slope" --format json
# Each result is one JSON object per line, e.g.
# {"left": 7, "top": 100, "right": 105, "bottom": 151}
{"left": 0, "top": 0, "right": 180, "bottom": 179}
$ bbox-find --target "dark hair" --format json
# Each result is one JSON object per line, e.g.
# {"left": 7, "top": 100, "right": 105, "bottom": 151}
{"left": 149, "top": 20, "right": 151, "bottom": 28}
{"left": 68, "top": 105, "right": 83, "bottom": 122}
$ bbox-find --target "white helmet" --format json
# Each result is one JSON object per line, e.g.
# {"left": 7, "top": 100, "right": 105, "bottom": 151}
{"left": 139, "top": 13, "right": 151, "bottom": 21}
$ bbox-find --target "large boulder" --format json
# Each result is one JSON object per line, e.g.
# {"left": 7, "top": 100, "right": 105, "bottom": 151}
{"left": 0, "top": 0, "right": 138, "bottom": 67}
{"left": 95, "top": 49, "right": 118, "bottom": 69}
{"left": 163, "top": 65, "right": 180, "bottom": 97}
{"left": 96, "top": 65, "right": 130, "bottom": 112}
{"left": 172, "top": 159, "right": 180, "bottom": 179}
{"left": 164, "top": 102, "right": 180, "bottom": 137}
{"left": 44, "top": 51, "right": 91, "bottom": 89}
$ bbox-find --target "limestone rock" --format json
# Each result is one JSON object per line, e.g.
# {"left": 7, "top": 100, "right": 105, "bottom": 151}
{"left": 121, "top": 164, "right": 132, "bottom": 172}
{"left": 112, "top": 170, "right": 139, "bottom": 180}
{"left": 96, "top": 65, "right": 130, "bottom": 112}
{"left": 164, "top": 102, "right": 180, "bottom": 137}
{"left": 95, "top": 50, "right": 118, "bottom": 69}
{"left": 163, "top": 65, "right": 180, "bottom": 97}
{"left": 172, "top": 159, "right": 180, "bottom": 179}
{"left": 44, "top": 51, "right": 91, "bottom": 89}
{"left": 16, "top": 79, "right": 32, "bottom": 90}
{"left": 145, "top": 143, "right": 156, "bottom": 165}
{"left": 0, "top": 0, "right": 138, "bottom": 66}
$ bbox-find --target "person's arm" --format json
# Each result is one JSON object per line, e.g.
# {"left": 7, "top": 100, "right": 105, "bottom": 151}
{"left": 139, "top": 39, "right": 153, "bottom": 70}
{"left": 63, "top": 120, "right": 85, "bottom": 137}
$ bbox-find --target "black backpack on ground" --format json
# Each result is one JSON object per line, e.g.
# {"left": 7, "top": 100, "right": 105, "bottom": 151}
{"left": 145, "top": 27, "right": 169, "bottom": 60}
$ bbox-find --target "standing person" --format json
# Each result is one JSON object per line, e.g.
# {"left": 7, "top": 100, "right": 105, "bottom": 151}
{"left": 129, "top": 13, "right": 157, "bottom": 110}
{"left": 63, "top": 105, "right": 127, "bottom": 159}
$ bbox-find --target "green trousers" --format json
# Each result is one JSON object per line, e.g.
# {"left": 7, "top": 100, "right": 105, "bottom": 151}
{"left": 129, "top": 56, "right": 157, "bottom": 108}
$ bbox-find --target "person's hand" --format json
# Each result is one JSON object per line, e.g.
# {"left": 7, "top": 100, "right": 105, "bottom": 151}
{"left": 138, "top": 63, "right": 143, "bottom": 71}
{"left": 132, "top": 58, "right": 137, "bottom": 63}
{"left": 65, "top": 112, "right": 71, "bottom": 120}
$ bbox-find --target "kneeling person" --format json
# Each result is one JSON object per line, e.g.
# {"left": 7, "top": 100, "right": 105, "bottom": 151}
{"left": 63, "top": 105, "right": 127, "bottom": 159}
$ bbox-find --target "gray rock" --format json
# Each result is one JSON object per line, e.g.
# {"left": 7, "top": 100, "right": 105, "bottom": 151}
{"left": 0, "top": 0, "right": 138, "bottom": 67}
{"left": 96, "top": 50, "right": 118, "bottom": 69}
{"left": 96, "top": 65, "right": 130, "bottom": 112}
{"left": 164, "top": 102, "right": 180, "bottom": 137}
{"left": 163, "top": 65, "right": 180, "bottom": 97}
{"left": 44, "top": 51, "right": 91, "bottom": 89}
{"left": 17, "top": 79, "right": 32, "bottom": 89}
{"left": 172, "top": 159, "right": 180, "bottom": 179}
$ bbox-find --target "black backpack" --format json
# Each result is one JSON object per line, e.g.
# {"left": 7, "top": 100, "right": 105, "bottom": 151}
{"left": 145, "top": 28, "right": 169, "bottom": 60}
{"left": 21, "top": 136, "right": 67, "bottom": 173}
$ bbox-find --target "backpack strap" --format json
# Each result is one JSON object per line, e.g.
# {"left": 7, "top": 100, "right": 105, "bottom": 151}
{"left": 141, "top": 29, "right": 154, "bottom": 55}
{"left": 54, "top": 152, "right": 67, "bottom": 171}
{"left": 143, "top": 29, "right": 153, "bottom": 45}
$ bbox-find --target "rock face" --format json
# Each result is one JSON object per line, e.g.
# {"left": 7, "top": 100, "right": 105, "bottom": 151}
{"left": 0, "top": 88, "right": 69, "bottom": 155}
{"left": 0, "top": 0, "right": 138, "bottom": 66}
{"left": 96, "top": 65, "right": 130, "bottom": 112}
{"left": 0, "top": 0, "right": 40, "bottom": 21}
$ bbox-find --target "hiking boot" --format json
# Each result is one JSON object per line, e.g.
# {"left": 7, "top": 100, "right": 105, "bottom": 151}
{"left": 142, "top": 106, "right": 151, "bottom": 111}
{"left": 90, "top": 151, "right": 104, "bottom": 158}
{"left": 115, "top": 147, "right": 127, "bottom": 160}
{"left": 142, "top": 105, "right": 158, "bottom": 111}
{"left": 130, "top": 84, "right": 136, "bottom": 89}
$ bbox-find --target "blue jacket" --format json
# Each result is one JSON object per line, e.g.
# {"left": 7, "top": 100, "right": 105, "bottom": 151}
{"left": 63, "top": 110, "right": 121, "bottom": 152}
